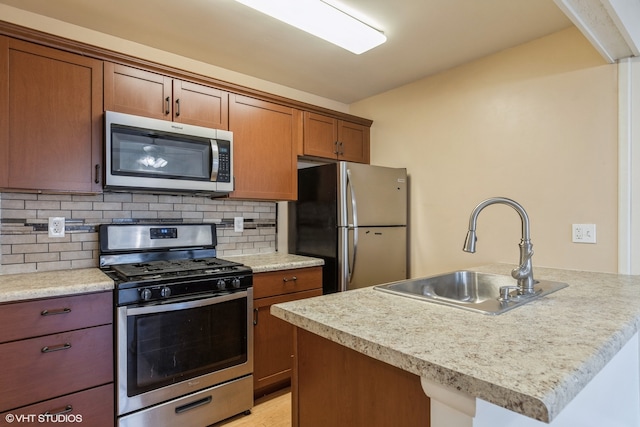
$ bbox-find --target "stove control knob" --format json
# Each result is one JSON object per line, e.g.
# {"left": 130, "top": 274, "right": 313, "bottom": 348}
{"left": 160, "top": 287, "right": 171, "bottom": 298}
{"left": 232, "top": 278, "right": 241, "bottom": 289}
{"left": 140, "top": 288, "right": 152, "bottom": 301}
{"left": 217, "top": 279, "right": 227, "bottom": 290}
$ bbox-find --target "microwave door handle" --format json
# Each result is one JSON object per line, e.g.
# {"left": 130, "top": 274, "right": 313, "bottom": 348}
{"left": 210, "top": 140, "right": 219, "bottom": 181}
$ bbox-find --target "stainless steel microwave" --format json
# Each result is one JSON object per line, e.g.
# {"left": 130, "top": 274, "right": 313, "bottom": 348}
{"left": 104, "top": 111, "right": 233, "bottom": 195}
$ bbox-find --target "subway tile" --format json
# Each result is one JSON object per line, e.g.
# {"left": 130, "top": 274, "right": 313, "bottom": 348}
{"left": 103, "top": 193, "right": 133, "bottom": 202}
{"left": 1, "top": 263, "right": 37, "bottom": 274}
{"left": 12, "top": 243, "right": 49, "bottom": 254}
{"left": 61, "top": 201, "right": 93, "bottom": 210}
{"left": 1, "top": 200, "right": 25, "bottom": 209}
{"left": 3, "top": 254, "right": 25, "bottom": 264}
{"left": 36, "top": 260, "right": 72, "bottom": 272}
{"left": 123, "top": 203, "right": 150, "bottom": 211}
{"left": 1, "top": 192, "right": 278, "bottom": 273}
{"left": 37, "top": 234, "right": 71, "bottom": 244}
{"left": 60, "top": 250, "right": 93, "bottom": 261}
{"left": 72, "top": 258, "right": 99, "bottom": 269}
{"left": 3, "top": 209, "right": 36, "bottom": 219}
{"left": 48, "top": 242, "right": 82, "bottom": 252}
{"left": 2, "top": 235, "right": 37, "bottom": 245}
{"left": 26, "top": 200, "right": 61, "bottom": 210}
{"left": 25, "top": 252, "right": 59, "bottom": 263}
{"left": 93, "top": 202, "right": 122, "bottom": 211}
{"left": 149, "top": 203, "right": 174, "bottom": 211}
{"left": 132, "top": 194, "right": 159, "bottom": 203}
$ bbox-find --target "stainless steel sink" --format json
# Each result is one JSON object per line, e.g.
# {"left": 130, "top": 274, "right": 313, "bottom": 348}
{"left": 374, "top": 270, "right": 568, "bottom": 315}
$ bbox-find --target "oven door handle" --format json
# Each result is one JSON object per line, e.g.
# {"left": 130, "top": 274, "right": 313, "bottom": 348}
{"left": 126, "top": 290, "right": 248, "bottom": 316}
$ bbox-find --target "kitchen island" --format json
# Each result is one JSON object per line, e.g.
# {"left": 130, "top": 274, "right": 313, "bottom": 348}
{"left": 271, "top": 264, "right": 640, "bottom": 426}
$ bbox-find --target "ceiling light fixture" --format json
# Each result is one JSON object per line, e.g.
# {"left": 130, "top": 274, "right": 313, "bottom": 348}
{"left": 234, "top": 0, "right": 386, "bottom": 54}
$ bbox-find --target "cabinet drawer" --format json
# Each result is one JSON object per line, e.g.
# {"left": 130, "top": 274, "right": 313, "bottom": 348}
{"left": 0, "top": 324, "right": 113, "bottom": 411}
{"left": 0, "top": 291, "right": 112, "bottom": 344}
{"left": 253, "top": 267, "right": 322, "bottom": 299}
{"left": 0, "top": 384, "right": 114, "bottom": 426}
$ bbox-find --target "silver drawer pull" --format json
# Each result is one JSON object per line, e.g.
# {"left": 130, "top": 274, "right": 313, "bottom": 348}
{"left": 283, "top": 276, "right": 298, "bottom": 283}
{"left": 43, "top": 405, "right": 73, "bottom": 416}
{"left": 41, "top": 308, "right": 71, "bottom": 316}
{"left": 175, "top": 396, "right": 212, "bottom": 414}
{"left": 41, "top": 343, "right": 71, "bottom": 353}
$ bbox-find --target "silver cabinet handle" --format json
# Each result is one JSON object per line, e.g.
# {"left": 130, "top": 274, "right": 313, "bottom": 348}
{"left": 41, "top": 343, "right": 71, "bottom": 353}
{"left": 41, "top": 308, "right": 71, "bottom": 316}
{"left": 283, "top": 276, "right": 297, "bottom": 282}
{"left": 175, "top": 98, "right": 181, "bottom": 117}
{"left": 165, "top": 96, "right": 171, "bottom": 115}
{"left": 94, "top": 164, "right": 100, "bottom": 184}
{"left": 333, "top": 141, "right": 339, "bottom": 155}
{"left": 43, "top": 405, "right": 73, "bottom": 416}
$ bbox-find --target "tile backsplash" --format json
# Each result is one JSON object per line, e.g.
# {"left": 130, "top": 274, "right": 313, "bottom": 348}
{"left": 0, "top": 192, "right": 277, "bottom": 275}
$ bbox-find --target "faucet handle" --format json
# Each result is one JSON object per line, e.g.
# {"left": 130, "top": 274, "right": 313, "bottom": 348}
{"left": 498, "top": 286, "right": 519, "bottom": 302}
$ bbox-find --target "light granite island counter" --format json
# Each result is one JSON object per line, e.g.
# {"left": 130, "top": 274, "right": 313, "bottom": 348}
{"left": 271, "top": 264, "right": 640, "bottom": 427}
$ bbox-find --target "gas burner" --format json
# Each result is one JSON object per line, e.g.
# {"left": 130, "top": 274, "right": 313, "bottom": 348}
{"left": 110, "top": 257, "right": 245, "bottom": 281}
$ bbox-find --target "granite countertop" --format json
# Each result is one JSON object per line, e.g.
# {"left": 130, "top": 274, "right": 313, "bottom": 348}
{"left": 271, "top": 264, "right": 640, "bottom": 423}
{"left": 0, "top": 268, "right": 114, "bottom": 303}
{"left": 0, "top": 253, "right": 322, "bottom": 303}
{"left": 222, "top": 253, "right": 323, "bottom": 273}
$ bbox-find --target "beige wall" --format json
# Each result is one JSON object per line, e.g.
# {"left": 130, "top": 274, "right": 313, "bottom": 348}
{"left": 351, "top": 27, "right": 618, "bottom": 275}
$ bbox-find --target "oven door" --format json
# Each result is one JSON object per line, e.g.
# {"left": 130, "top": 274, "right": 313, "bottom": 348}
{"left": 117, "top": 288, "right": 253, "bottom": 416}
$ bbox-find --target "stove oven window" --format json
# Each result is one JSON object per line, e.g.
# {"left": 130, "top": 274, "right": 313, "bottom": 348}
{"left": 126, "top": 297, "right": 247, "bottom": 396}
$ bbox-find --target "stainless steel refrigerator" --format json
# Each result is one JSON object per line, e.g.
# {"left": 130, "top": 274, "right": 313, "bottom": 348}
{"left": 289, "top": 162, "right": 407, "bottom": 294}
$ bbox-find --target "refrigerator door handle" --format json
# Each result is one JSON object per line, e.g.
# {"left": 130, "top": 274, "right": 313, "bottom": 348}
{"left": 346, "top": 168, "right": 358, "bottom": 284}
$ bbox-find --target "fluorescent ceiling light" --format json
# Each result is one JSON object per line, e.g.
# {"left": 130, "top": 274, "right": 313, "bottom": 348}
{"left": 234, "top": 0, "right": 386, "bottom": 54}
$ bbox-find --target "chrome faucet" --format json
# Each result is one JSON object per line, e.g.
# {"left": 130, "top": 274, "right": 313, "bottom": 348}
{"left": 463, "top": 197, "right": 536, "bottom": 295}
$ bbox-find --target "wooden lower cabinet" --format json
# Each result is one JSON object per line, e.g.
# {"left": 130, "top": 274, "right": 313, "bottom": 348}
{"left": 0, "top": 291, "right": 114, "bottom": 425}
{"left": 0, "top": 384, "right": 114, "bottom": 427}
{"left": 292, "top": 328, "right": 430, "bottom": 427}
{"left": 253, "top": 267, "right": 322, "bottom": 397}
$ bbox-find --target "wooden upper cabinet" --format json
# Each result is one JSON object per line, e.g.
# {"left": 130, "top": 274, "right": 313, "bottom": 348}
{"left": 302, "top": 111, "right": 370, "bottom": 163}
{"left": 104, "top": 62, "right": 229, "bottom": 130}
{"left": 0, "top": 37, "right": 103, "bottom": 193}
{"left": 229, "top": 94, "right": 301, "bottom": 200}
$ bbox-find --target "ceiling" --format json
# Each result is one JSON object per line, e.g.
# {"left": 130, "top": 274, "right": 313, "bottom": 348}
{"left": 0, "top": 0, "right": 573, "bottom": 104}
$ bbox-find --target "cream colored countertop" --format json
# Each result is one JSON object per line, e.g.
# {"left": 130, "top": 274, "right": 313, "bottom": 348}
{"left": 271, "top": 264, "right": 640, "bottom": 423}
{"left": 222, "top": 253, "right": 323, "bottom": 273}
{"left": 0, "top": 253, "right": 322, "bottom": 303}
{"left": 0, "top": 268, "right": 114, "bottom": 303}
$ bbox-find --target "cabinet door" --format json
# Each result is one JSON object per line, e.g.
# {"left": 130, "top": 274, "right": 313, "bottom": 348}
{"left": 0, "top": 324, "right": 113, "bottom": 411}
{"left": 338, "top": 120, "right": 370, "bottom": 163}
{"left": 253, "top": 288, "right": 322, "bottom": 396}
{"left": 173, "top": 80, "right": 229, "bottom": 129}
{"left": 0, "top": 384, "right": 114, "bottom": 427}
{"left": 302, "top": 111, "right": 338, "bottom": 159}
{"left": 104, "top": 62, "right": 172, "bottom": 120}
{"left": 0, "top": 37, "right": 103, "bottom": 192}
{"left": 229, "top": 94, "right": 301, "bottom": 200}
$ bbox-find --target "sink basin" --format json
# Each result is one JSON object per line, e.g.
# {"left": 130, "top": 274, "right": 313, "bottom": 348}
{"left": 374, "top": 270, "right": 568, "bottom": 315}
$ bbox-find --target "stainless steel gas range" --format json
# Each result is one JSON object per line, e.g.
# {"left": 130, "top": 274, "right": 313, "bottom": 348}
{"left": 99, "top": 223, "right": 253, "bottom": 427}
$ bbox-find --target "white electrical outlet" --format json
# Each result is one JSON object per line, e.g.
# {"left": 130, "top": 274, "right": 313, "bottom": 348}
{"left": 234, "top": 217, "right": 244, "bottom": 232}
{"left": 48, "top": 217, "right": 65, "bottom": 238}
{"left": 572, "top": 224, "right": 596, "bottom": 244}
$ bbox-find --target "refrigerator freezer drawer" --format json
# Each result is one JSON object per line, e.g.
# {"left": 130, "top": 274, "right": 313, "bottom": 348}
{"left": 339, "top": 226, "right": 407, "bottom": 291}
